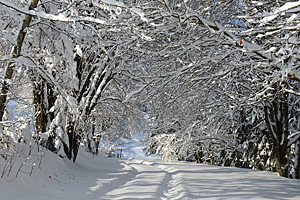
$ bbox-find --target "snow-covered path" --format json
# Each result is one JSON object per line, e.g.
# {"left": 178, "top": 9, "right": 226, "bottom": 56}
{"left": 1, "top": 150, "right": 300, "bottom": 200}
{"left": 107, "top": 159, "right": 300, "bottom": 200}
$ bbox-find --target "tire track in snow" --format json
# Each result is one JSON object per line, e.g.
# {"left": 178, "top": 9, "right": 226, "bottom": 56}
{"left": 133, "top": 160, "right": 173, "bottom": 199}
{"left": 87, "top": 161, "right": 139, "bottom": 198}
{"left": 102, "top": 159, "right": 171, "bottom": 200}
{"left": 140, "top": 160, "right": 195, "bottom": 200}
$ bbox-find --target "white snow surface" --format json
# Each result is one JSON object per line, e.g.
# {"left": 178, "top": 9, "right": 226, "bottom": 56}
{"left": 1, "top": 149, "right": 300, "bottom": 200}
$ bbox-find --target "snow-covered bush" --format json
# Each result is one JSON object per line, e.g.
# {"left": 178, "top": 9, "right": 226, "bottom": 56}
{"left": 146, "top": 134, "right": 183, "bottom": 161}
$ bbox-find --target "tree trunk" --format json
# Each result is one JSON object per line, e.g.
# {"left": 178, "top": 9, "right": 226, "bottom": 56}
{"left": 195, "top": 145, "right": 203, "bottom": 163}
{"left": 295, "top": 140, "right": 300, "bottom": 179}
{"left": 264, "top": 85, "right": 289, "bottom": 177}
{"left": 65, "top": 112, "right": 80, "bottom": 162}
{"left": 33, "top": 81, "right": 47, "bottom": 133}
{"left": 0, "top": 0, "right": 40, "bottom": 121}
{"left": 65, "top": 113, "right": 74, "bottom": 160}
{"left": 273, "top": 145, "right": 288, "bottom": 177}
{"left": 0, "top": 64, "right": 14, "bottom": 121}
{"left": 33, "top": 80, "right": 56, "bottom": 151}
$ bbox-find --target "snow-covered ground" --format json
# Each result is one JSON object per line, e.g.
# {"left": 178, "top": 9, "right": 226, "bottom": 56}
{"left": 1, "top": 149, "right": 300, "bottom": 200}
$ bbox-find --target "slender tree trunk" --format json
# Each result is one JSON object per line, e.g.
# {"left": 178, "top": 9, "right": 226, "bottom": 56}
{"left": 295, "top": 140, "right": 300, "bottom": 179}
{"left": 33, "top": 81, "right": 47, "bottom": 133}
{"left": 65, "top": 113, "right": 74, "bottom": 160}
{"left": 73, "top": 133, "right": 80, "bottom": 162}
{"left": 65, "top": 112, "right": 80, "bottom": 162}
{"left": 0, "top": 0, "right": 40, "bottom": 121}
{"left": 0, "top": 64, "right": 14, "bottom": 121}
{"left": 195, "top": 145, "right": 203, "bottom": 163}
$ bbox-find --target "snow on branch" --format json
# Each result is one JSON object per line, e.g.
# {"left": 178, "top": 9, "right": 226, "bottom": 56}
{"left": 261, "top": 2, "right": 300, "bottom": 24}
{"left": 123, "top": 81, "right": 152, "bottom": 103}
{"left": 288, "top": 132, "right": 300, "bottom": 147}
{"left": 0, "top": 0, "right": 110, "bottom": 25}
{"left": 100, "top": 0, "right": 149, "bottom": 23}
{"left": 283, "top": 89, "right": 300, "bottom": 97}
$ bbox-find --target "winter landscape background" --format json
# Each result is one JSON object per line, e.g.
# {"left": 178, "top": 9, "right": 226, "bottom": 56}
{"left": 1, "top": 0, "right": 300, "bottom": 199}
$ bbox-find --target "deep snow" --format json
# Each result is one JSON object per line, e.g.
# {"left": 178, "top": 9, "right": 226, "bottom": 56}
{"left": 1, "top": 148, "right": 300, "bottom": 200}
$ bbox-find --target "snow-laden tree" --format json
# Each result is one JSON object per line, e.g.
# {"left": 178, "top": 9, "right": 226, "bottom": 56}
{"left": 236, "top": 1, "right": 300, "bottom": 178}
{"left": 0, "top": 0, "right": 196, "bottom": 161}
{"left": 142, "top": 0, "right": 248, "bottom": 162}
{"left": 145, "top": 0, "right": 300, "bottom": 178}
{"left": 0, "top": 0, "right": 156, "bottom": 161}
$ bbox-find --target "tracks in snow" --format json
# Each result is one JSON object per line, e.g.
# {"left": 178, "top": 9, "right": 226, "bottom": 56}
{"left": 139, "top": 160, "right": 194, "bottom": 200}
{"left": 93, "top": 158, "right": 300, "bottom": 200}
{"left": 101, "top": 159, "right": 192, "bottom": 200}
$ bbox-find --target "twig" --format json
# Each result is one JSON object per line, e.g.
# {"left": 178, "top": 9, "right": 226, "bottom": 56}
{"left": 15, "top": 162, "right": 23, "bottom": 177}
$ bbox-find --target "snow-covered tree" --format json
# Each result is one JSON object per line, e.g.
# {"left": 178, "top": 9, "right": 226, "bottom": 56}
{"left": 0, "top": 0, "right": 188, "bottom": 161}
{"left": 145, "top": 0, "right": 300, "bottom": 178}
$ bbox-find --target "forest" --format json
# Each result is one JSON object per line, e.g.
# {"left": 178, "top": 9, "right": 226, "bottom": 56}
{"left": 0, "top": 0, "right": 300, "bottom": 180}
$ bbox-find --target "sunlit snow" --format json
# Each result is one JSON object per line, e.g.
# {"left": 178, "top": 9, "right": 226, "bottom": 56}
{"left": 1, "top": 150, "right": 299, "bottom": 200}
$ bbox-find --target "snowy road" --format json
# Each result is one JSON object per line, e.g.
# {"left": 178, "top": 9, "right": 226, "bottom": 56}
{"left": 105, "top": 159, "right": 300, "bottom": 200}
{"left": 1, "top": 151, "right": 300, "bottom": 200}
